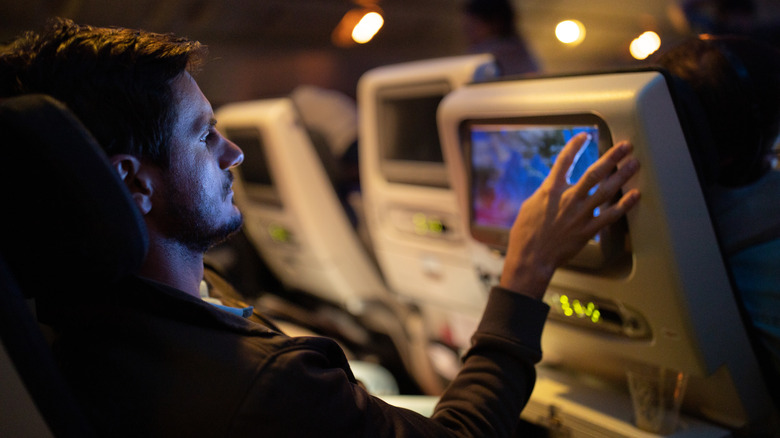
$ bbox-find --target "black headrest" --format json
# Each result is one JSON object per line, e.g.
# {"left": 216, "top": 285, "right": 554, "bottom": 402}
{"left": 0, "top": 94, "right": 148, "bottom": 297}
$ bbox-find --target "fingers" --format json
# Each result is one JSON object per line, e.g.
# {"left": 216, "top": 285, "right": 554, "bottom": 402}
{"left": 574, "top": 140, "right": 635, "bottom": 199}
{"left": 587, "top": 188, "right": 640, "bottom": 235}
{"left": 550, "top": 136, "right": 640, "bottom": 235}
{"left": 550, "top": 132, "right": 591, "bottom": 184}
{"left": 578, "top": 140, "right": 641, "bottom": 233}
{"left": 498, "top": 136, "right": 640, "bottom": 298}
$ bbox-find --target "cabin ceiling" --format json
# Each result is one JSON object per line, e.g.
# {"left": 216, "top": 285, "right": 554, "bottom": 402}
{"left": 1, "top": 0, "right": 778, "bottom": 105}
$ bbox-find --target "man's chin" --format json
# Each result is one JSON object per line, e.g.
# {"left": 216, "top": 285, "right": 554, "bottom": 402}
{"left": 223, "top": 212, "right": 243, "bottom": 236}
{"left": 217, "top": 214, "right": 244, "bottom": 245}
{"left": 197, "top": 214, "right": 244, "bottom": 253}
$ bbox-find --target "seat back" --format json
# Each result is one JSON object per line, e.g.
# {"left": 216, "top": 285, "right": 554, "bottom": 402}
{"left": 218, "top": 97, "right": 453, "bottom": 394}
{"left": 0, "top": 94, "right": 148, "bottom": 437}
{"left": 217, "top": 98, "right": 389, "bottom": 311}
{"left": 438, "top": 70, "right": 775, "bottom": 431}
{"left": 357, "top": 55, "right": 498, "bottom": 353}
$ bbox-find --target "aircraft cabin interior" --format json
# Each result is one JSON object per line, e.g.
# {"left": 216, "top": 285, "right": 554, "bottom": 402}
{"left": 2, "top": 0, "right": 780, "bottom": 437}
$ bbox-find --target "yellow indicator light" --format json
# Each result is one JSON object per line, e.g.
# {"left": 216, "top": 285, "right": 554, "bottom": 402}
{"left": 428, "top": 219, "right": 444, "bottom": 234}
{"left": 268, "top": 224, "right": 291, "bottom": 243}
{"left": 412, "top": 213, "right": 428, "bottom": 235}
{"left": 412, "top": 213, "right": 445, "bottom": 235}
{"left": 556, "top": 295, "right": 602, "bottom": 324}
{"left": 573, "top": 300, "right": 584, "bottom": 317}
{"left": 559, "top": 295, "right": 572, "bottom": 315}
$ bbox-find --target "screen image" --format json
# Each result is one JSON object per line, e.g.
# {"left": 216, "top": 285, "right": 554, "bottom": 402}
{"left": 470, "top": 123, "right": 600, "bottom": 231}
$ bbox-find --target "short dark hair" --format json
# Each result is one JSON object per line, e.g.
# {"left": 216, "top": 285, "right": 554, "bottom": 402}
{"left": 0, "top": 18, "right": 208, "bottom": 167}
{"left": 657, "top": 35, "right": 780, "bottom": 186}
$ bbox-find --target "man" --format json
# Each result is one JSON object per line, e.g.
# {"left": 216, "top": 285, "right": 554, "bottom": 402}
{"left": 0, "top": 18, "right": 639, "bottom": 436}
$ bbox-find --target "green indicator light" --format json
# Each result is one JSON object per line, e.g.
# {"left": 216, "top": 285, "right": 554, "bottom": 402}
{"left": 564, "top": 307, "right": 574, "bottom": 317}
{"left": 591, "top": 310, "right": 601, "bottom": 323}
{"left": 560, "top": 295, "right": 569, "bottom": 304}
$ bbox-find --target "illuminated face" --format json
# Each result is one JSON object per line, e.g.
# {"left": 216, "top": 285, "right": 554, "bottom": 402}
{"left": 152, "top": 72, "right": 244, "bottom": 252}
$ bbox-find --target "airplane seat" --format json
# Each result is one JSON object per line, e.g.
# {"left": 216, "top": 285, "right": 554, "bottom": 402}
{"left": 217, "top": 95, "right": 387, "bottom": 312}
{"left": 357, "top": 54, "right": 500, "bottom": 360}
{"left": 0, "top": 94, "right": 149, "bottom": 437}
{"left": 289, "top": 86, "right": 374, "bottom": 255}
{"left": 217, "top": 97, "right": 447, "bottom": 395}
{"left": 438, "top": 69, "right": 777, "bottom": 434}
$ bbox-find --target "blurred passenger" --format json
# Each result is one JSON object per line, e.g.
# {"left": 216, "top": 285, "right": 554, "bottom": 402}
{"left": 683, "top": 0, "right": 757, "bottom": 36}
{"left": 0, "top": 18, "right": 639, "bottom": 437}
{"left": 657, "top": 35, "right": 780, "bottom": 391}
{"left": 682, "top": 0, "right": 780, "bottom": 47}
{"left": 462, "top": 0, "right": 540, "bottom": 75}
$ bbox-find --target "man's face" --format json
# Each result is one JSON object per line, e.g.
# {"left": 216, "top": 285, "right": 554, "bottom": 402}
{"left": 151, "top": 72, "right": 244, "bottom": 252}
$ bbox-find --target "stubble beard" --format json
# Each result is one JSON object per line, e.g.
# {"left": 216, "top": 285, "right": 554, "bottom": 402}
{"left": 159, "top": 173, "right": 244, "bottom": 253}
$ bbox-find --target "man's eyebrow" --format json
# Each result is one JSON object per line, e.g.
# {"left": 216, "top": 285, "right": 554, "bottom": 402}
{"left": 192, "top": 115, "right": 217, "bottom": 133}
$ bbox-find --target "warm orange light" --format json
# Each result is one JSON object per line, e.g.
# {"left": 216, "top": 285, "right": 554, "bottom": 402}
{"left": 332, "top": 7, "right": 384, "bottom": 47}
{"left": 555, "top": 20, "right": 585, "bottom": 45}
{"left": 630, "top": 31, "right": 661, "bottom": 60}
{"left": 352, "top": 11, "right": 384, "bottom": 44}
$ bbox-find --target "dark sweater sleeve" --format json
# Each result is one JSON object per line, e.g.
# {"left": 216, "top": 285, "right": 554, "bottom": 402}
{"left": 230, "top": 286, "right": 549, "bottom": 438}
{"left": 431, "top": 286, "right": 549, "bottom": 436}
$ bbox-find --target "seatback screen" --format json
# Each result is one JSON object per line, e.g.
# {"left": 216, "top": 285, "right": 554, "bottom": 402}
{"left": 463, "top": 113, "right": 620, "bottom": 268}
{"left": 470, "top": 123, "right": 600, "bottom": 231}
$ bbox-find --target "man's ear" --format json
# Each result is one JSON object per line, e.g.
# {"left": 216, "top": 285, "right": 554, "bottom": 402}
{"left": 110, "top": 154, "right": 154, "bottom": 215}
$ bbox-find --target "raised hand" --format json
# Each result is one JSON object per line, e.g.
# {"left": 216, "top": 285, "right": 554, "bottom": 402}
{"left": 499, "top": 133, "right": 640, "bottom": 299}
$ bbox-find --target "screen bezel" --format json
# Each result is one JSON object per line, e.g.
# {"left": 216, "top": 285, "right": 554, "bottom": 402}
{"left": 224, "top": 126, "right": 282, "bottom": 207}
{"left": 376, "top": 81, "right": 452, "bottom": 188}
{"left": 462, "top": 113, "right": 624, "bottom": 269}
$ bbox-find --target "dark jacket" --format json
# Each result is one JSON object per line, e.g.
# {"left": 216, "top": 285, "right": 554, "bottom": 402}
{"left": 41, "top": 275, "right": 548, "bottom": 437}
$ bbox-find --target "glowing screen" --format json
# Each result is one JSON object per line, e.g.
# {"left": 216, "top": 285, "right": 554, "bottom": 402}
{"left": 470, "top": 124, "right": 599, "bottom": 230}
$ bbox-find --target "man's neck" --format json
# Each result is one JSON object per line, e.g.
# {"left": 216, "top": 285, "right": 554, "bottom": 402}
{"left": 138, "top": 239, "right": 205, "bottom": 299}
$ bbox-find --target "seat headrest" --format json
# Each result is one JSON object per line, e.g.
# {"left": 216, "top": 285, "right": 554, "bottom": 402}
{"left": 0, "top": 94, "right": 148, "bottom": 297}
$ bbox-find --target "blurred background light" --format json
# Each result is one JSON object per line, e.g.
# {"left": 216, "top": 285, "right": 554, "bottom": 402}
{"left": 352, "top": 11, "right": 384, "bottom": 44}
{"left": 629, "top": 31, "right": 661, "bottom": 59}
{"left": 555, "top": 19, "right": 586, "bottom": 45}
{"left": 332, "top": 6, "right": 384, "bottom": 47}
